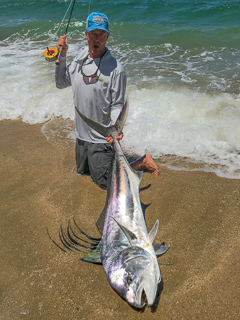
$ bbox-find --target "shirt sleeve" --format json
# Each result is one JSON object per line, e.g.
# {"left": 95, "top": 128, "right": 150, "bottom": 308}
{"left": 55, "top": 56, "right": 72, "bottom": 89}
{"left": 110, "top": 71, "right": 127, "bottom": 125}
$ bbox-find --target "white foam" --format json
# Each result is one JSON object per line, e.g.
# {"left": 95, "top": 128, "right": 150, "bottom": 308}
{"left": 1, "top": 35, "right": 240, "bottom": 179}
{"left": 123, "top": 87, "right": 240, "bottom": 179}
{"left": 0, "top": 36, "right": 78, "bottom": 124}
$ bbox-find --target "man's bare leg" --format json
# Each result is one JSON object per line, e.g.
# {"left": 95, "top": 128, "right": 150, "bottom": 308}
{"left": 130, "top": 154, "right": 159, "bottom": 176}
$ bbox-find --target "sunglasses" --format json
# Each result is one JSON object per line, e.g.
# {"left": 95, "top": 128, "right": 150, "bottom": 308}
{"left": 81, "top": 70, "right": 99, "bottom": 85}
{"left": 80, "top": 55, "right": 102, "bottom": 85}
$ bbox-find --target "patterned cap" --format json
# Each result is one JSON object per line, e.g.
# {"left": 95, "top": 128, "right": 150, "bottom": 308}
{"left": 86, "top": 12, "right": 109, "bottom": 34}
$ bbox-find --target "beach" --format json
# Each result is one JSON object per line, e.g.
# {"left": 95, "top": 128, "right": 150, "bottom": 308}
{"left": 0, "top": 119, "right": 239, "bottom": 320}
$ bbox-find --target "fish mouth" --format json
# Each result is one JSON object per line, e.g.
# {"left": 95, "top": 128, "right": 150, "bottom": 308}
{"left": 126, "top": 285, "right": 147, "bottom": 308}
{"left": 131, "top": 284, "right": 156, "bottom": 309}
{"left": 141, "top": 288, "right": 147, "bottom": 307}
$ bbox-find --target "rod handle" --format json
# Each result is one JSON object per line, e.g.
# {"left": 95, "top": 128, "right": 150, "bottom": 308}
{"left": 55, "top": 34, "right": 67, "bottom": 65}
{"left": 55, "top": 46, "right": 62, "bottom": 65}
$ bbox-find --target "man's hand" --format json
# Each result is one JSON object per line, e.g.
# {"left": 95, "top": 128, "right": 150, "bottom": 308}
{"left": 105, "top": 133, "right": 123, "bottom": 146}
{"left": 57, "top": 35, "right": 68, "bottom": 57}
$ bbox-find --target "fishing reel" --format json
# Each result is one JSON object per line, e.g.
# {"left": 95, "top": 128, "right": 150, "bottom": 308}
{"left": 44, "top": 0, "right": 76, "bottom": 63}
{"left": 44, "top": 47, "right": 58, "bottom": 62}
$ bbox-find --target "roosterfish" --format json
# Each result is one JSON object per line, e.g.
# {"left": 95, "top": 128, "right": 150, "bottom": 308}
{"left": 51, "top": 99, "right": 169, "bottom": 308}
{"left": 74, "top": 99, "right": 169, "bottom": 308}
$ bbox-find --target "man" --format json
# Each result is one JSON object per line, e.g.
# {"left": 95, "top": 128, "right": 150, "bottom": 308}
{"left": 56, "top": 12, "right": 159, "bottom": 189}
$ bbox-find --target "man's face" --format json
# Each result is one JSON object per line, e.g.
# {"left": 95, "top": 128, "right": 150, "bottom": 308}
{"left": 85, "top": 29, "right": 109, "bottom": 59}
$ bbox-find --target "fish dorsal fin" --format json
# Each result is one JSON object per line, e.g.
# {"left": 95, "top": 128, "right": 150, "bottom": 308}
{"left": 111, "top": 217, "right": 137, "bottom": 246}
{"left": 153, "top": 243, "right": 170, "bottom": 256}
{"left": 81, "top": 240, "right": 102, "bottom": 264}
{"left": 148, "top": 219, "right": 159, "bottom": 243}
{"left": 75, "top": 97, "right": 129, "bottom": 138}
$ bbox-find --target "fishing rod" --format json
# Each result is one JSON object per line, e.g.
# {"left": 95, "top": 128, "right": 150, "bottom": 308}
{"left": 44, "top": 0, "right": 77, "bottom": 63}
{"left": 55, "top": 0, "right": 76, "bottom": 64}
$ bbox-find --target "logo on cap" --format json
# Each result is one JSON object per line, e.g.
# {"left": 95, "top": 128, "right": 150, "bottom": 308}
{"left": 92, "top": 16, "right": 105, "bottom": 24}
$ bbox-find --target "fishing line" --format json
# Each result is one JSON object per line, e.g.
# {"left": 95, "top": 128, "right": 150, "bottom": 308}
{"left": 55, "top": 0, "right": 75, "bottom": 37}
{"left": 44, "top": 0, "right": 76, "bottom": 63}
{"left": 55, "top": 0, "right": 77, "bottom": 64}
{"left": 44, "top": 0, "right": 91, "bottom": 63}
{"left": 88, "top": 0, "right": 91, "bottom": 16}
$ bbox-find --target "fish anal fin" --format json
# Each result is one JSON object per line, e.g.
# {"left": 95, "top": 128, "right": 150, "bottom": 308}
{"left": 111, "top": 217, "right": 137, "bottom": 246}
{"left": 96, "top": 204, "right": 107, "bottom": 235}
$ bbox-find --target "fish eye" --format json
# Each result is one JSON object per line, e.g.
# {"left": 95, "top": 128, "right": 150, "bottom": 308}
{"left": 127, "top": 275, "right": 133, "bottom": 284}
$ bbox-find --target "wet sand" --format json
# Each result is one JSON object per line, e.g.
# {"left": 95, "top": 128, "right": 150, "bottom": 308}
{"left": 0, "top": 120, "right": 239, "bottom": 320}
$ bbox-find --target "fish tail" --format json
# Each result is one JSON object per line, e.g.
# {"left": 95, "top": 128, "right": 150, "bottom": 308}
{"left": 75, "top": 97, "right": 129, "bottom": 138}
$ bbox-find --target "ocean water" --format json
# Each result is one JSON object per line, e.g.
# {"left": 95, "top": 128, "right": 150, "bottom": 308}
{"left": 1, "top": 0, "right": 240, "bottom": 179}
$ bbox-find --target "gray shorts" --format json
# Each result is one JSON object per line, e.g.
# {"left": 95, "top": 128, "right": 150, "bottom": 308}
{"left": 75, "top": 138, "right": 113, "bottom": 190}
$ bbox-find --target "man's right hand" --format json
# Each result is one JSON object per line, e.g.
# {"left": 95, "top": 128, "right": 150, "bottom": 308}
{"left": 105, "top": 133, "right": 123, "bottom": 146}
{"left": 57, "top": 35, "right": 68, "bottom": 57}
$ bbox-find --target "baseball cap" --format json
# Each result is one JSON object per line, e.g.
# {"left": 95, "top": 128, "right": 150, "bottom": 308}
{"left": 86, "top": 12, "right": 109, "bottom": 34}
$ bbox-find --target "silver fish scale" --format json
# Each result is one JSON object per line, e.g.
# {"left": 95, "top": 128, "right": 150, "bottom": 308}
{"left": 101, "top": 139, "right": 156, "bottom": 264}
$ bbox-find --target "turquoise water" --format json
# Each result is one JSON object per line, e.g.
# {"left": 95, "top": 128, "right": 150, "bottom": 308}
{"left": 1, "top": 0, "right": 240, "bottom": 178}
{"left": 1, "top": 0, "right": 240, "bottom": 47}
{"left": 1, "top": 0, "right": 240, "bottom": 92}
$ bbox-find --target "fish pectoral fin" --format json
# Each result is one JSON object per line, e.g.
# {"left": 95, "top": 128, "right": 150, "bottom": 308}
{"left": 111, "top": 217, "right": 137, "bottom": 246}
{"left": 81, "top": 240, "right": 102, "bottom": 264}
{"left": 153, "top": 243, "right": 170, "bottom": 256}
{"left": 148, "top": 219, "right": 159, "bottom": 244}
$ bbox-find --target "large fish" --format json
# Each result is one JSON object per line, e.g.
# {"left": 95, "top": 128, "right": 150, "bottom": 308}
{"left": 74, "top": 100, "right": 169, "bottom": 308}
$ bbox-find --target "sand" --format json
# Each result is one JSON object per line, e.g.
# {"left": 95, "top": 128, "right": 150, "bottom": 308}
{"left": 0, "top": 119, "right": 239, "bottom": 320}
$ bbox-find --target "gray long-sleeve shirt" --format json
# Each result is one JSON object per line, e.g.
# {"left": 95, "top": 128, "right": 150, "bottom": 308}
{"left": 55, "top": 46, "right": 127, "bottom": 143}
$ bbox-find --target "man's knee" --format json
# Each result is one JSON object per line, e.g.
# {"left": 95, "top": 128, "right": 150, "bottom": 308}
{"left": 88, "top": 143, "right": 112, "bottom": 189}
{"left": 92, "top": 172, "right": 108, "bottom": 190}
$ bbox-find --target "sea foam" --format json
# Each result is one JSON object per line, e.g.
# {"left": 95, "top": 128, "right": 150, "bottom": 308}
{"left": 1, "top": 33, "right": 240, "bottom": 179}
